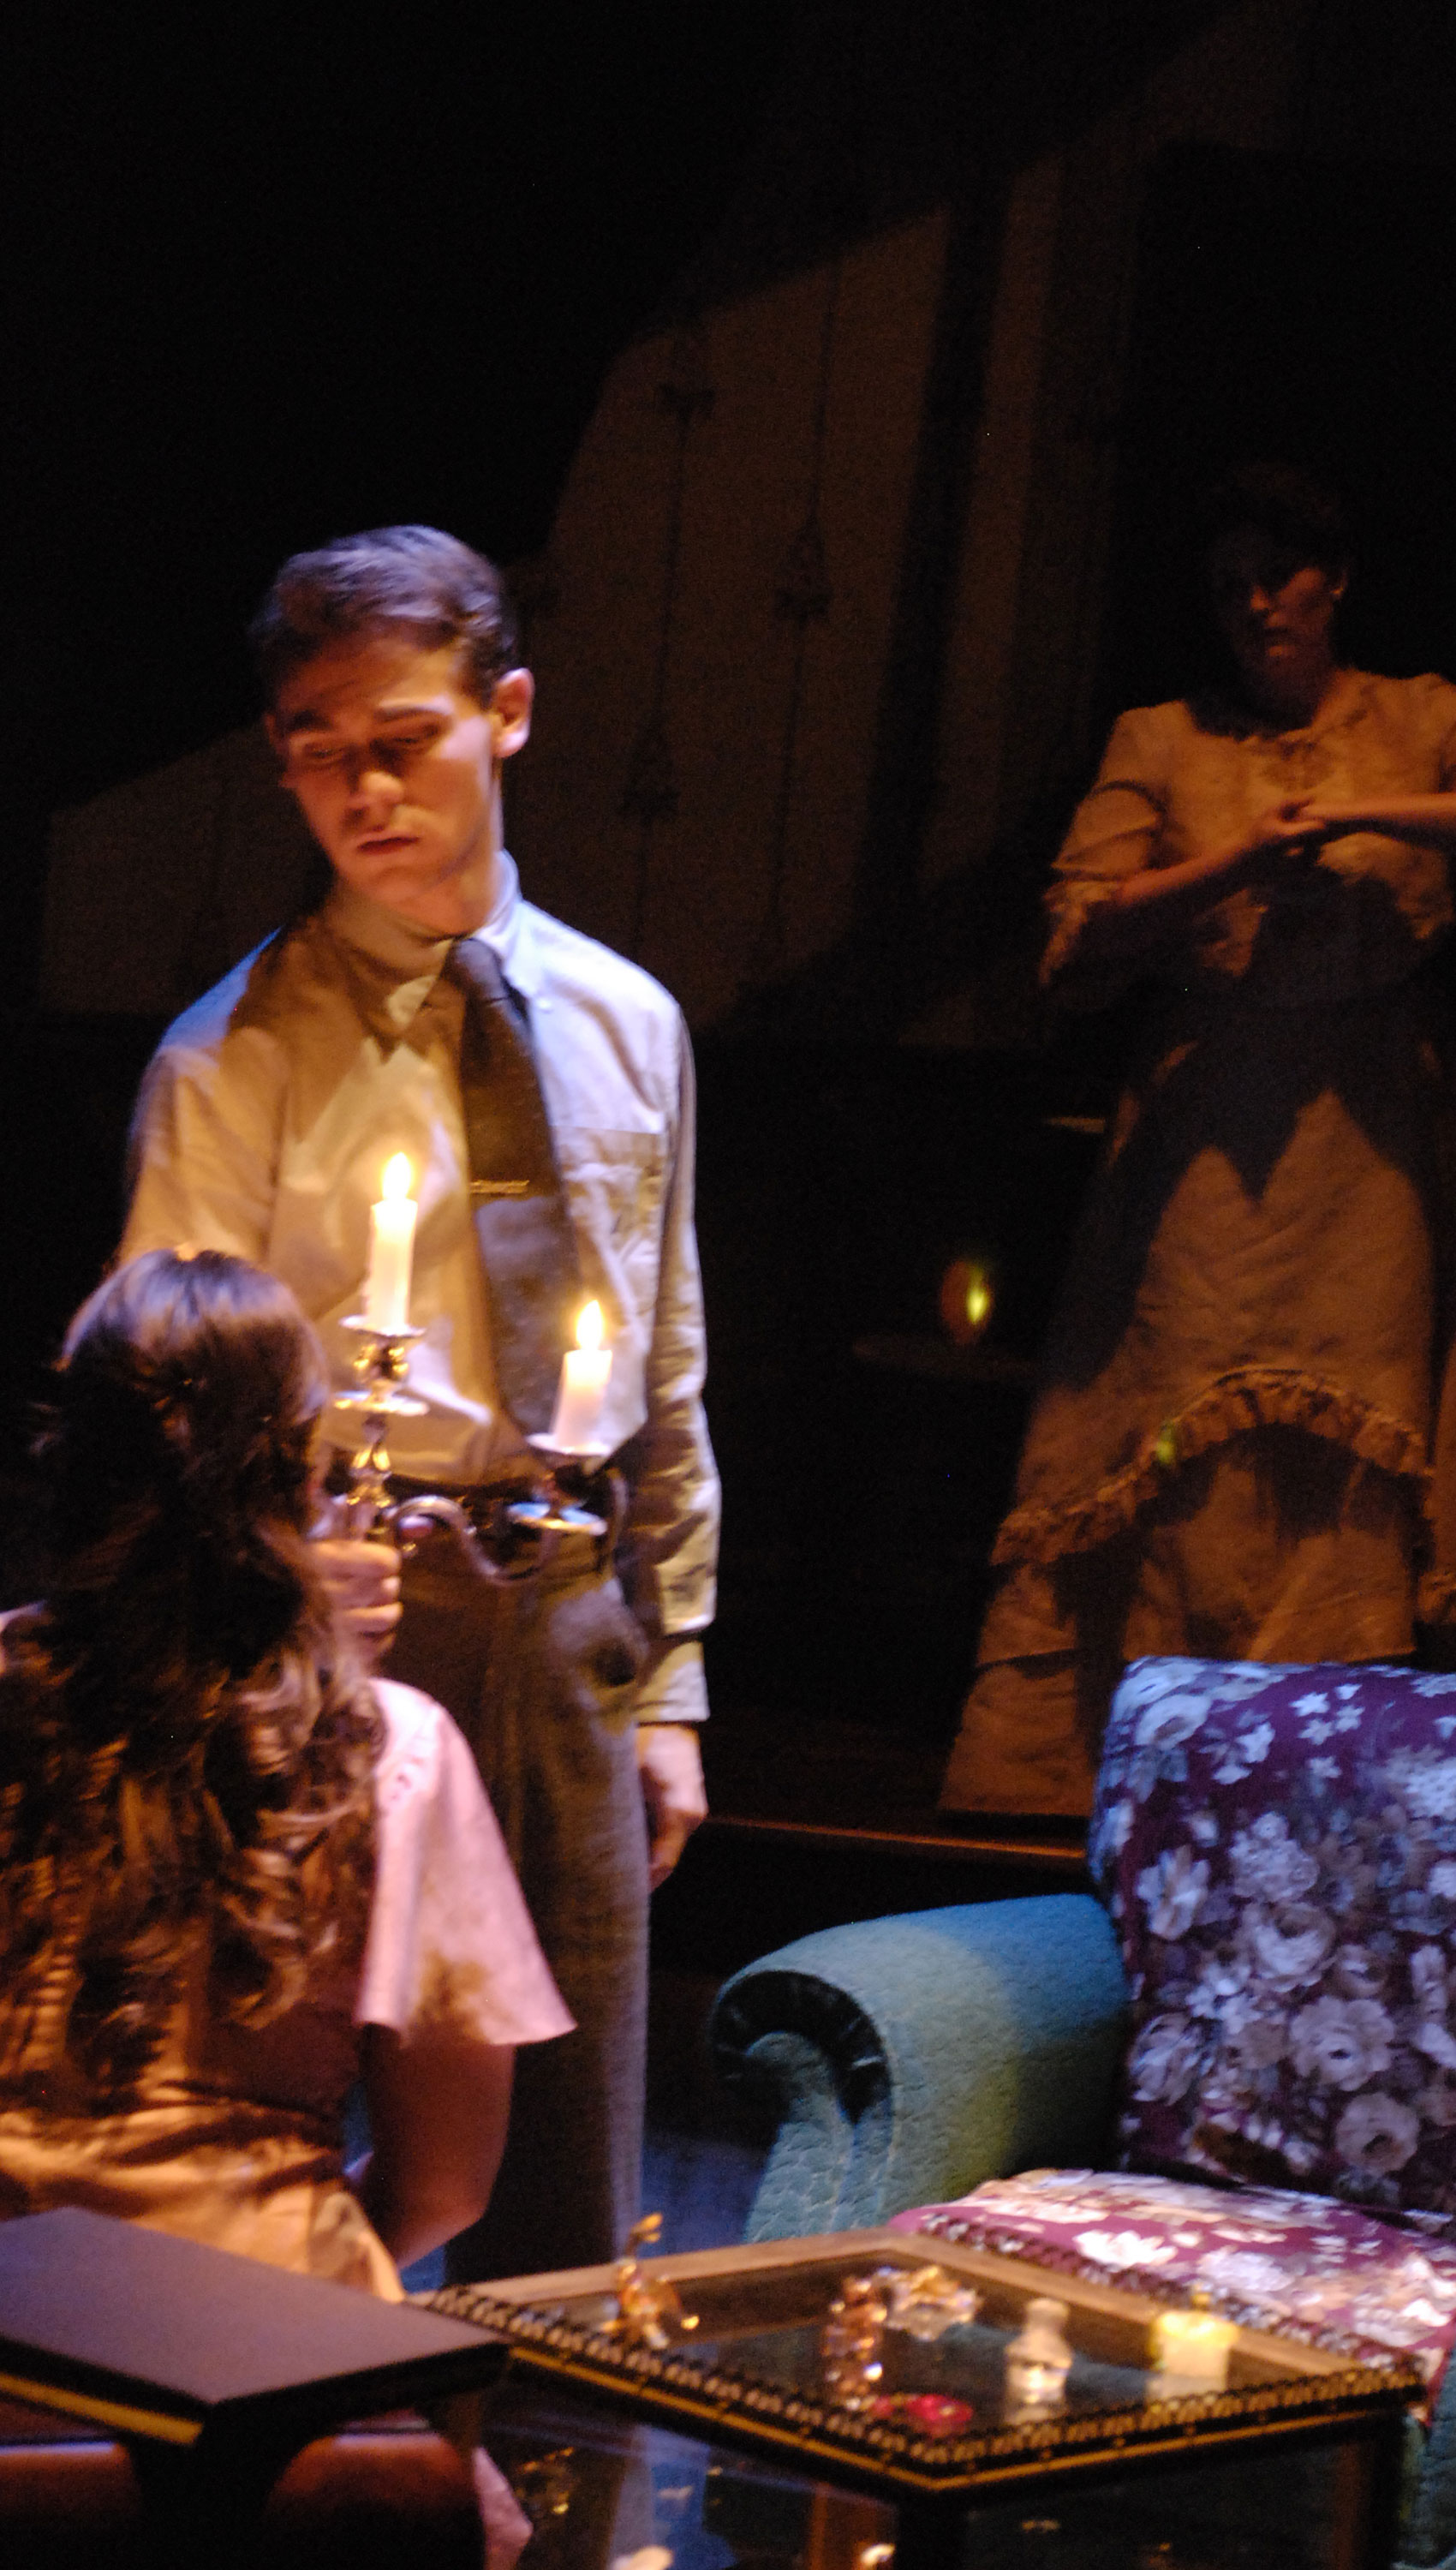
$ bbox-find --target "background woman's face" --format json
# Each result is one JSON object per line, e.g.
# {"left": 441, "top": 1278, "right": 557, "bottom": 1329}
{"left": 1207, "top": 524, "right": 1345, "bottom": 703}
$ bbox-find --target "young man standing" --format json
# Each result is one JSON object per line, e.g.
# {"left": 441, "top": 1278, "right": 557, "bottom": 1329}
{"left": 122, "top": 526, "right": 719, "bottom": 2280}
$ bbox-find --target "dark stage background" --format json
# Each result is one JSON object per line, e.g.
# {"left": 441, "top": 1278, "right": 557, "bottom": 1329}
{"left": 6, "top": 3, "right": 783, "bottom": 986}
{"left": 1107, "top": 145, "right": 1456, "bottom": 720}
{"left": 9, "top": 4, "right": 1456, "bottom": 1836}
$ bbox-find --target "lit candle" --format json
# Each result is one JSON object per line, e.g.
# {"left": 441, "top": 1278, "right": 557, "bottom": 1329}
{"left": 550, "top": 1300, "right": 612, "bottom": 1452}
{"left": 1148, "top": 2302, "right": 1238, "bottom": 2394}
{"left": 364, "top": 1154, "right": 417, "bottom": 1332}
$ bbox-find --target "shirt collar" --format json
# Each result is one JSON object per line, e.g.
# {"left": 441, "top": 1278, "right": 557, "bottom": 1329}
{"left": 319, "top": 852, "right": 540, "bottom": 1037}
{"left": 478, "top": 852, "right": 542, "bottom": 1002}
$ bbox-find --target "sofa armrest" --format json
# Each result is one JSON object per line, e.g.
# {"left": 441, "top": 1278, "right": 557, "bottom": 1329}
{"left": 710, "top": 1894, "right": 1128, "bottom": 2241}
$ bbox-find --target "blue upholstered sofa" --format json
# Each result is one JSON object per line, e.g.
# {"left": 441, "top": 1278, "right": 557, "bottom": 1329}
{"left": 711, "top": 1889, "right": 1126, "bottom": 2245}
{"left": 708, "top": 1659, "right": 1456, "bottom": 2569}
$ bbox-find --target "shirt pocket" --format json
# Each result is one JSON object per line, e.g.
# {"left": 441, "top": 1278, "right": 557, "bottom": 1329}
{"left": 559, "top": 1126, "right": 669, "bottom": 1258}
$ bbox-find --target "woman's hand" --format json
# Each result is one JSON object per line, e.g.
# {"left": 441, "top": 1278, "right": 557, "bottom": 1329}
{"left": 1250, "top": 796, "right": 1328, "bottom": 852}
{"left": 1268, "top": 791, "right": 1456, "bottom": 847}
{"left": 1234, "top": 798, "right": 1331, "bottom": 892}
{"left": 1068, "top": 803, "right": 1324, "bottom": 969}
{"left": 311, "top": 1534, "right": 403, "bottom": 1662}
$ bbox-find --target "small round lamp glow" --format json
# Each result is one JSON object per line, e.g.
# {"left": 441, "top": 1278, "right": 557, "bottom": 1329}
{"left": 939, "top": 1258, "right": 996, "bottom": 1345}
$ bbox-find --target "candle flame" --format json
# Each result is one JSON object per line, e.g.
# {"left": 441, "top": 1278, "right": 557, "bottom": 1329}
{"left": 381, "top": 1153, "right": 414, "bottom": 1202}
{"left": 576, "top": 1300, "right": 604, "bottom": 1352}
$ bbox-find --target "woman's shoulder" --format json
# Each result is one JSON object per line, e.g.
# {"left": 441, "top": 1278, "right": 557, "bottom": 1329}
{"left": 358, "top": 1679, "right": 573, "bottom": 2047}
{"left": 1101, "top": 696, "right": 1209, "bottom": 755}
{"left": 1102, "top": 697, "right": 1193, "bottom": 740}
{"left": 1352, "top": 666, "right": 1456, "bottom": 695}
{"left": 369, "top": 1674, "right": 446, "bottom": 1743}
{"left": 367, "top": 1676, "right": 502, "bottom": 1840}
{"left": 1082, "top": 698, "right": 1198, "bottom": 796}
{"left": 367, "top": 1676, "right": 456, "bottom": 1815}
{"left": 1350, "top": 668, "right": 1456, "bottom": 726}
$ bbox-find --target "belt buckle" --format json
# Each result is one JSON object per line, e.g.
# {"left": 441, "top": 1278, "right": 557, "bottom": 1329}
{"left": 511, "top": 1440, "right": 616, "bottom": 1546}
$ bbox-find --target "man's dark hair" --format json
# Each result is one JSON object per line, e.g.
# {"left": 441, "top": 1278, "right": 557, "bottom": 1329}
{"left": 249, "top": 524, "right": 521, "bottom": 708}
{"left": 1197, "top": 462, "right": 1352, "bottom": 577}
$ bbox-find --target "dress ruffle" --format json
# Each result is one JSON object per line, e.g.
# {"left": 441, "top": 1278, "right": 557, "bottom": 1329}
{"left": 991, "top": 1365, "right": 1429, "bottom": 1569}
{"left": 1417, "top": 1569, "right": 1456, "bottom": 1626}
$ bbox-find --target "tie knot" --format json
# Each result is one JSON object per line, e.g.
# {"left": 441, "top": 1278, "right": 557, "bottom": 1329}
{"left": 446, "top": 935, "right": 510, "bottom": 1007}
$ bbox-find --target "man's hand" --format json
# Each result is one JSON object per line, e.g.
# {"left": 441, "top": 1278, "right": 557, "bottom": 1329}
{"left": 313, "top": 1535, "right": 403, "bottom": 1663}
{"left": 636, "top": 1723, "right": 707, "bottom": 1890}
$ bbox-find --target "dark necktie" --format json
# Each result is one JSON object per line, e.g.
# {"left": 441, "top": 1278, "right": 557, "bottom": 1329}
{"left": 444, "top": 936, "right": 582, "bottom": 1435}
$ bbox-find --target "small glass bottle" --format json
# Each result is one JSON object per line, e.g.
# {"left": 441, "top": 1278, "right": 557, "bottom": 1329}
{"left": 1004, "top": 2295, "right": 1074, "bottom": 2415}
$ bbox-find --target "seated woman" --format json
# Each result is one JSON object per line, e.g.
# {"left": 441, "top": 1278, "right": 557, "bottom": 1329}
{"left": 0, "top": 1246, "right": 571, "bottom": 2297}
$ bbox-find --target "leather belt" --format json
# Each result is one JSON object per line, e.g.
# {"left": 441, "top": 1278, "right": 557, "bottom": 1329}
{"left": 386, "top": 1463, "right": 625, "bottom": 1574}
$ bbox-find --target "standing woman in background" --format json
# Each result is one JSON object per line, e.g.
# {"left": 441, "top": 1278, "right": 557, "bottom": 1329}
{"left": 944, "top": 465, "right": 1456, "bottom": 1820}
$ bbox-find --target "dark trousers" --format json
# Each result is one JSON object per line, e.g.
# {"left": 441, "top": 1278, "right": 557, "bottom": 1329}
{"left": 386, "top": 1521, "right": 649, "bottom": 2281}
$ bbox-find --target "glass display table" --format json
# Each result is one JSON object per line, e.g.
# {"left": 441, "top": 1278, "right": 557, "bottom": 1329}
{"left": 433, "top": 2225, "right": 1422, "bottom": 2570}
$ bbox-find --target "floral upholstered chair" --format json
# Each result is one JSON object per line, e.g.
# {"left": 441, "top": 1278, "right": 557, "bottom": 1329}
{"left": 709, "top": 1659, "right": 1456, "bottom": 2568}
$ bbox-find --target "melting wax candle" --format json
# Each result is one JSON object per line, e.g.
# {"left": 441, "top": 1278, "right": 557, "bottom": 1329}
{"left": 550, "top": 1300, "right": 612, "bottom": 1451}
{"left": 364, "top": 1154, "right": 417, "bottom": 1331}
{"left": 1148, "top": 2301, "right": 1238, "bottom": 2394}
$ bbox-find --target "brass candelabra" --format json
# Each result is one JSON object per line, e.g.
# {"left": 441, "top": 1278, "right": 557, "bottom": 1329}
{"left": 336, "top": 1317, "right": 613, "bottom": 1579}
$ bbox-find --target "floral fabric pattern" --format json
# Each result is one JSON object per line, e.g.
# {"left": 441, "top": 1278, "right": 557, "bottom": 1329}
{"left": 894, "top": 2169, "right": 1456, "bottom": 2402}
{"left": 1089, "top": 1657, "right": 1456, "bottom": 2220}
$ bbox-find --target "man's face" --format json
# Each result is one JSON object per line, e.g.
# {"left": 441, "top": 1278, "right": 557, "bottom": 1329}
{"left": 267, "top": 635, "right": 533, "bottom": 934}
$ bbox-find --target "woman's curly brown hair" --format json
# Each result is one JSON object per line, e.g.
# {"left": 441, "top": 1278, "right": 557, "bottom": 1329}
{"left": 0, "top": 1250, "right": 380, "bottom": 2098}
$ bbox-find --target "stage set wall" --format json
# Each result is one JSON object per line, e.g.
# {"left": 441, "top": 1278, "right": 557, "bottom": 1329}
{"left": 40, "top": 0, "right": 1456, "bottom": 1049}
{"left": 27, "top": 0, "right": 1456, "bottom": 1773}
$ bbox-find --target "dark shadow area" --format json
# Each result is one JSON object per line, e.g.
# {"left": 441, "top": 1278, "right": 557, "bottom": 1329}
{"left": 7, "top": 3, "right": 785, "bottom": 997}
{"left": 691, "top": 1041, "right": 1105, "bottom": 1767}
{"left": 0, "top": 1015, "right": 164, "bottom": 1607}
{"left": 1105, "top": 144, "right": 1456, "bottom": 731}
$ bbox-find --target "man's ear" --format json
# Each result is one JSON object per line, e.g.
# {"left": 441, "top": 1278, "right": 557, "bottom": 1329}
{"left": 490, "top": 668, "right": 534, "bottom": 762}
{"left": 263, "top": 711, "right": 295, "bottom": 786}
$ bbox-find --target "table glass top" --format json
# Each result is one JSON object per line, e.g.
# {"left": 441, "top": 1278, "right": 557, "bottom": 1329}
{"left": 429, "top": 2230, "right": 1421, "bottom": 2496}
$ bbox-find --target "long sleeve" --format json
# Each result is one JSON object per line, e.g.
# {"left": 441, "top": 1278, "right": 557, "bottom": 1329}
{"left": 613, "top": 1019, "right": 719, "bottom": 1723}
{"left": 117, "top": 897, "right": 722, "bottom": 1688}
{"left": 121, "top": 992, "right": 284, "bottom": 1264}
{"left": 1040, "top": 708, "right": 1171, "bottom": 1011}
